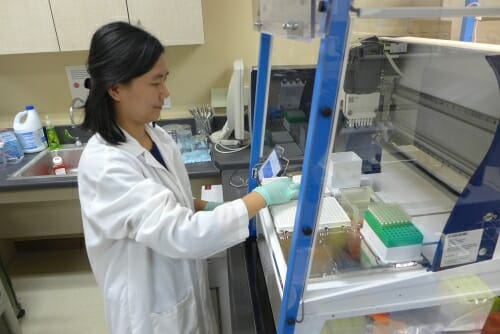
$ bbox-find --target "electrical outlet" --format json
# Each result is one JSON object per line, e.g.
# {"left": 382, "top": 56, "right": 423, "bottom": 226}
{"left": 162, "top": 96, "right": 172, "bottom": 109}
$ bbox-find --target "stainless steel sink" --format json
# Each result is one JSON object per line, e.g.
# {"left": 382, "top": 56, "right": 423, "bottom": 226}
{"left": 8, "top": 146, "right": 84, "bottom": 180}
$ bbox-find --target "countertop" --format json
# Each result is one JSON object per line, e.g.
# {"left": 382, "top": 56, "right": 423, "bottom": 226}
{"left": 0, "top": 149, "right": 220, "bottom": 191}
{"left": 1, "top": 142, "right": 305, "bottom": 192}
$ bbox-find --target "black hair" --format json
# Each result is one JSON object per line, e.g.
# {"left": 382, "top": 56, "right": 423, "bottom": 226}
{"left": 82, "top": 21, "right": 164, "bottom": 145}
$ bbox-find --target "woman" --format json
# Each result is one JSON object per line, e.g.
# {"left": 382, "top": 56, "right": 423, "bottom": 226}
{"left": 78, "top": 21, "right": 298, "bottom": 334}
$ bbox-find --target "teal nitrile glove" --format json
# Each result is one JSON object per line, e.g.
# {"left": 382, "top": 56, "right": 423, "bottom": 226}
{"left": 254, "top": 178, "right": 300, "bottom": 206}
{"left": 203, "top": 201, "right": 223, "bottom": 211}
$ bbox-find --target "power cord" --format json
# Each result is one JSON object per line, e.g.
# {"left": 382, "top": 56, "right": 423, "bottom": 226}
{"left": 214, "top": 142, "right": 250, "bottom": 154}
{"left": 229, "top": 169, "right": 248, "bottom": 188}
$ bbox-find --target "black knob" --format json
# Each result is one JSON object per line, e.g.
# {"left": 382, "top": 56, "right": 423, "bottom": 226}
{"left": 318, "top": 1, "right": 327, "bottom": 12}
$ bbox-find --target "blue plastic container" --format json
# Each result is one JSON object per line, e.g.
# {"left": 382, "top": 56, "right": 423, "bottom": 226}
{"left": 0, "top": 130, "right": 24, "bottom": 163}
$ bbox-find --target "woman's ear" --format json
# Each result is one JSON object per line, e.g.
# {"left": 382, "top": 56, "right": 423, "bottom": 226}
{"left": 107, "top": 84, "right": 121, "bottom": 102}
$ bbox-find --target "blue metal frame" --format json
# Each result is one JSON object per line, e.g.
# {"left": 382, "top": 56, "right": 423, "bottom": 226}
{"left": 431, "top": 124, "right": 500, "bottom": 271}
{"left": 276, "top": 1, "right": 351, "bottom": 333}
{"left": 460, "top": 0, "right": 479, "bottom": 42}
{"left": 431, "top": 54, "right": 500, "bottom": 271}
{"left": 247, "top": 33, "right": 273, "bottom": 237}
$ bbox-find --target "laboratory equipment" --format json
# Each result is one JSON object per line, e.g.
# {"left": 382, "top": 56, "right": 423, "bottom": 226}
{"left": 249, "top": 65, "right": 315, "bottom": 152}
{"left": 188, "top": 134, "right": 211, "bottom": 163}
{"left": 248, "top": 1, "right": 500, "bottom": 333}
{"left": 189, "top": 105, "right": 213, "bottom": 136}
{"left": 210, "top": 59, "right": 248, "bottom": 144}
{"left": 176, "top": 125, "right": 193, "bottom": 154}
{"left": 325, "top": 151, "right": 362, "bottom": 192}
{"left": 256, "top": 35, "right": 500, "bottom": 332}
{"left": 162, "top": 124, "right": 211, "bottom": 164}
{"left": 252, "top": 0, "right": 324, "bottom": 41}
{"left": 257, "top": 147, "right": 287, "bottom": 183}
{"left": 360, "top": 203, "right": 423, "bottom": 263}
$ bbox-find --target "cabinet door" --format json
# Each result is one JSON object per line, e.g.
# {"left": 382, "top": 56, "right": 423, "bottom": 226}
{"left": 0, "top": 1, "right": 59, "bottom": 54}
{"left": 127, "top": 0, "right": 204, "bottom": 46}
{"left": 50, "top": 0, "right": 128, "bottom": 51}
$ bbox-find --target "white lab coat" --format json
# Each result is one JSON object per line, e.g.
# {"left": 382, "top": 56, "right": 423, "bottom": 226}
{"left": 77, "top": 124, "right": 249, "bottom": 334}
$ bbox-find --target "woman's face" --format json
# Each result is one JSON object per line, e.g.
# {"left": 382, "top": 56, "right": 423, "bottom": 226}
{"left": 112, "top": 56, "right": 170, "bottom": 127}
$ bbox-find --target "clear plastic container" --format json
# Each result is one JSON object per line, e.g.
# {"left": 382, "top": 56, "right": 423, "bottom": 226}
{"left": 190, "top": 134, "right": 211, "bottom": 163}
{"left": 339, "top": 186, "right": 373, "bottom": 228}
{"left": 176, "top": 125, "right": 193, "bottom": 154}
{"left": 326, "top": 151, "right": 362, "bottom": 191}
{"left": 0, "top": 130, "right": 24, "bottom": 164}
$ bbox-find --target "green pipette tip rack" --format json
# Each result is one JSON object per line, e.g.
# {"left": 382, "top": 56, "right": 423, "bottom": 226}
{"left": 365, "top": 203, "right": 423, "bottom": 248}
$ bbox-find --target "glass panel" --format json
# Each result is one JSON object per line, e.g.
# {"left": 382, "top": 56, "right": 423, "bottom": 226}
{"left": 252, "top": 0, "right": 321, "bottom": 40}
{"left": 305, "top": 9, "right": 500, "bottom": 330}
{"left": 319, "top": 294, "right": 498, "bottom": 333}
{"left": 256, "top": 3, "right": 500, "bottom": 330}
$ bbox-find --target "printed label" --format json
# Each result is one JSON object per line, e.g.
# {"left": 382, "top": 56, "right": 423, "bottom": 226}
{"left": 16, "top": 129, "right": 46, "bottom": 151}
{"left": 440, "top": 229, "right": 483, "bottom": 267}
{"left": 54, "top": 167, "right": 67, "bottom": 175}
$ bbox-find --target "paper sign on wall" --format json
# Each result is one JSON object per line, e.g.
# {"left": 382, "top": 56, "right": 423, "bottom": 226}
{"left": 65, "top": 65, "right": 90, "bottom": 104}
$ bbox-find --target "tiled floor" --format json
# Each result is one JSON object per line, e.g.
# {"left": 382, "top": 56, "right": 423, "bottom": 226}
{"left": 7, "top": 248, "right": 108, "bottom": 334}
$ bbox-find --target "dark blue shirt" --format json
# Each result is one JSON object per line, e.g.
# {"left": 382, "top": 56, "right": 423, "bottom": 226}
{"left": 150, "top": 142, "right": 167, "bottom": 169}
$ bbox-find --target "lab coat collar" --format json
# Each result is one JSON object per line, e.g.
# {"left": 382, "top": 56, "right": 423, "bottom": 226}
{"left": 117, "top": 124, "right": 165, "bottom": 170}
{"left": 118, "top": 126, "right": 147, "bottom": 156}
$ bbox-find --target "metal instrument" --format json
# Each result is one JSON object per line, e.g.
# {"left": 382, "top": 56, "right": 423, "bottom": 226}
{"left": 188, "top": 105, "right": 213, "bottom": 136}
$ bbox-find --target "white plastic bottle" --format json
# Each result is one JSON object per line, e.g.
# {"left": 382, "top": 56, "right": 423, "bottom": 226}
{"left": 13, "top": 105, "right": 48, "bottom": 153}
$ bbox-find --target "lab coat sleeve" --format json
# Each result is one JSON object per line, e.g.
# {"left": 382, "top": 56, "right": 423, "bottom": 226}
{"left": 79, "top": 150, "right": 249, "bottom": 259}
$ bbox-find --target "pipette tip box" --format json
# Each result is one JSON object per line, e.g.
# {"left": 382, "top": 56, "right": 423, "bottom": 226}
{"left": 270, "top": 196, "right": 350, "bottom": 232}
{"left": 361, "top": 203, "right": 423, "bottom": 263}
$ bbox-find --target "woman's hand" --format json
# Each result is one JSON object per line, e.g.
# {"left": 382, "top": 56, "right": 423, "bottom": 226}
{"left": 253, "top": 178, "right": 299, "bottom": 206}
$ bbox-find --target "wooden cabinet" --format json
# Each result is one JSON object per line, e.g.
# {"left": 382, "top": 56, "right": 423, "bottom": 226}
{"left": 0, "top": 1, "right": 59, "bottom": 54}
{"left": 0, "top": 0, "right": 204, "bottom": 55}
{"left": 127, "top": 0, "right": 204, "bottom": 46}
{"left": 0, "top": 188, "right": 82, "bottom": 239}
{"left": 50, "top": 0, "right": 128, "bottom": 51}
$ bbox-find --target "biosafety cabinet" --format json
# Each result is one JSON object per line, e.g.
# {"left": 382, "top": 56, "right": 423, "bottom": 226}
{"left": 248, "top": 1, "right": 500, "bottom": 333}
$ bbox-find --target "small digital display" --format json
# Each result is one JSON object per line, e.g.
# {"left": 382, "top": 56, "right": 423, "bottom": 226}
{"left": 258, "top": 149, "right": 285, "bottom": 183}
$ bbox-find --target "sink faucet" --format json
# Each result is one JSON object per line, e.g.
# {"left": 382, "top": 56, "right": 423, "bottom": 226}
{"left": 66, "top": 97, "right": 85, "bottom": 147}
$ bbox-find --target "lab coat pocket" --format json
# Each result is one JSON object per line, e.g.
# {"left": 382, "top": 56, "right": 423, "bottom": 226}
{"left": 150, "top": 289, "right": 199, "bottom": 334}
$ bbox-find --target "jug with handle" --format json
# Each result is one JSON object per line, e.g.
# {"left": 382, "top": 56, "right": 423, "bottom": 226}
{"left": 13, "top": 105, "right": 47, "bottom": 153}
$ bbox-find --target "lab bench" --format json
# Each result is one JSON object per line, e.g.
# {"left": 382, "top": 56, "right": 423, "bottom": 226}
{"left": 0, "top": 151, "right": 219, "bottom": 192}
{"left": 0, "top": 139, "right": 277, "bottom": 333}
{"left": 0, "top": 127, "right": 301, "bottom": 334}
{"left": 0, "top": 144, "right": 220, "bottom": 240}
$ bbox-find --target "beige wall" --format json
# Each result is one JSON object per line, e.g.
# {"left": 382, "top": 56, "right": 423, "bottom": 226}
{"left": 0, "top": 0, "right": 498, "bottom": 128}
{"left": 0, "top": 0, "right": 319, "bottom": 128}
